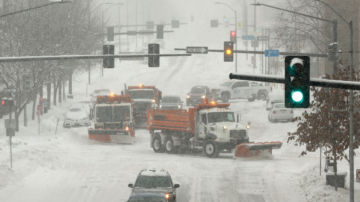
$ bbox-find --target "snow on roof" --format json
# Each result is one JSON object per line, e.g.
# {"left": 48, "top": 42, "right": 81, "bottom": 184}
{"left": 139, "top": 168, "right": 169, "bottom": 176}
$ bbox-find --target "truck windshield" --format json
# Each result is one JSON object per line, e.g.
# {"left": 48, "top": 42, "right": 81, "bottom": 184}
{"left": 190, "top": 88, "right": 205, "bottom": 94}
{"left": 129, "top": 90, "right": 155, "bottom": 99}
{"left": 134, "top": 176, "right": 172, "bottom": 188}
{"left": 161, "top": 97, "right": 180, "bottom": 103}
{"left": 96, "top": 106, "right": 112, "bottom": 122}
{"left": 113, "top": 106, "right": 131, "bottom": 121}
{"left": 207, "top": 112, "right": 235, "bottom": 123}
{"left": 220, "top": 81, "right": 233, "bottom": 87}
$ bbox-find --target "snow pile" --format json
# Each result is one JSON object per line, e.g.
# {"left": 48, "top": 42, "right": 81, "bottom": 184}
{"left": 299, "top": 164, "right": 349, "bottom": 202}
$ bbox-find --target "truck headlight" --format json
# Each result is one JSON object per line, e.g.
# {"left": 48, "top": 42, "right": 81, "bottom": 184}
{"left": 223, "top": 126, "right": 227, "bottom": 130}
{"left": 152, "top": 99, "right": 156, "bottom": 103}
{"left": 159, "top": 105, "right": 162, "bottom": 108}
{"left": 186, "top": 95, "right": 190, "bottom": 98}
{"left": 178, "top": 105, "right": 181, "bottom": 108}
{"left": 201, "top": 95, "right": 206, "bottom": 98}
{"left": 247, "top": 125, "right": 250, "bottom": 129}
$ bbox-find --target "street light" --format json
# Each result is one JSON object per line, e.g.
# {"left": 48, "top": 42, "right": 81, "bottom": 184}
{"left": 214, "top": 2, "right": 237, "bottom": 73}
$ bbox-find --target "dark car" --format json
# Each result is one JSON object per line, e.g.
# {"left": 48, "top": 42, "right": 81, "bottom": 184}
{"left": 159, "top": 96, "right": 183, "bottom": 110}
{"left": 128, "top": 168, "right": 180, "bottom": 202}
{"left": 186, "top": 85, "right": 214, "bottom": 106}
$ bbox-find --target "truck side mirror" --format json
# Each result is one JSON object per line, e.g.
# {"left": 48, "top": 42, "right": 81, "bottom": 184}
{"left": 121, "top": 91, "right": 124, "bottom": 95}
{"left": 236, "top": 114, "right": 240, "bottom": 123}
{"left": 128, "top": 183, "right": 134, "bottom": 188}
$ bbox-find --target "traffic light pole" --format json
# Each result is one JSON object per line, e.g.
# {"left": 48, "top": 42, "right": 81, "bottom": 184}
{"left": 235, "top": 11, "right": 237, "bottom": 73}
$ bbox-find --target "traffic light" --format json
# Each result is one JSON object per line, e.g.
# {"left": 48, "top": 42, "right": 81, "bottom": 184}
{"left": 1, "top": 98, "right": 13, "bottom": 107}
{"left": 285, "top": 56, "right": 310, "bottom": 108}
{"left": 210, "top": 20, "right": 218, "bottom": 28}
{"left": 224, "top": 41, "right": 234, "bottom": 62}
{"left": 103, "top": 45, "right": 114, "bottom": 68}
{"left": 230, "top": 31, "right": 236, "bottom": 43}
{"left": 156, "top": 25, "right": 163, "bottom": 39}
{"left": 171, "top": 20, "right": 179, "bottom": 28}
{"left": 328, "top": 43, "right": 338, "bottom": 61}
{"left": 146, "top": 21, "right": 154, "bottom": 29}
{"left": 148, "top": 44, "right": 160, "bottom": 67}
{"left": 107, "top": 27, "right": 114, "bottom": 41}
{"left": 23, "top": 75, "right": 31, "bottom": 91}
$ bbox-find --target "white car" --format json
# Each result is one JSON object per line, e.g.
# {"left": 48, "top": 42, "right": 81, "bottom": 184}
{"left": 90, "top": 89, "right": 111, "bottom": 105}
{"left": 266, "top": 91, "right": 284, "bottom": 111}
{"left": 77, "top": 101, "right": 94, "bottom": 120}
{"left": 268, "top": 103, "right": 294, "bottom": 123}
{"left": 63, "top": 104, "right": 91, "bottom": 128}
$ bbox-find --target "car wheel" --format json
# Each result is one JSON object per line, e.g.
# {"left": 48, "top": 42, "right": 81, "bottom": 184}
{"left": 221, "top": 93, "right": 229, "bottom": 103}
{"left": 248, "top": 98, "right": 255, "bottom": 102}
{"left": 152, "top": 135, "right": 164, "bottom": 153}
{"left": 165, "top": 136, "right": 177, "bottom": 154}
{"left": 203, "top": 140, "right": 218, "bottom": 158}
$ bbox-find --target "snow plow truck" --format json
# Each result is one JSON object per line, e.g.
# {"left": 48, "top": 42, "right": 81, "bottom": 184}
{"left": 147, "top": 99, "right": 282, "bottom": 158}
{"left": 88, "top": 94, "right": 135, "bottom": 144}
{"left": 123, "top": 84, "right": 162, "bottom": 128}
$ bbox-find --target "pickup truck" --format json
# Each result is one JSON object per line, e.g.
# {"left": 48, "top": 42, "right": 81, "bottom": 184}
{"left": 212, "top": 80, "right": 272, "bottom": 102}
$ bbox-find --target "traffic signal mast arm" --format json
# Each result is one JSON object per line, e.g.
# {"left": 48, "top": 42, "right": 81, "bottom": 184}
{"left": 174, "top": 48, "right": 328, "bottom": 57}
{"left": 229, "top": 73, "right": 360, "bottom": 91}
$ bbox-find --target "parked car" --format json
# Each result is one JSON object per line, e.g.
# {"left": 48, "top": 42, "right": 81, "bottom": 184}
{"left": 63, "top": 104, "right": 91, "bottom": 128}
{"left": 212, "top": 80, "right": 272, "bottom": 102}
{"left": 186, "top": 85, "right": 214, "bottom": 106}
{"left": 90, "top": 89, "right": 111, "bottom": 105}
{"left": 159, "top": 96, "right": 183, "bottom": 110}
{"left": 268, "top": 103, "right": 294, "bottom": 123}
{"left": 77, "top": 101, "right": 94, "bottom": 120}
{"left": 266, "top": 91, "right": 284, "bottom": 111}
{"left": 128, "top": 168, "right": 180, "bottom": 202}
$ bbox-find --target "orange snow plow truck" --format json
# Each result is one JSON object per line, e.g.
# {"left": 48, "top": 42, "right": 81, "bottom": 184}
{"left": 147, "top": 99, "right": 282, "bottom": 158}
{"left": 88, "top": 94, "right": 135, "bottom": 144}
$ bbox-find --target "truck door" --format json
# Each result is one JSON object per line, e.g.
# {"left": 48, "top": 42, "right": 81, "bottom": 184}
{"left": 238, "top": 81, "right": 252, "bottom": 98}
{"left": 199, "top": 113, "right": 208, "bottom": 139}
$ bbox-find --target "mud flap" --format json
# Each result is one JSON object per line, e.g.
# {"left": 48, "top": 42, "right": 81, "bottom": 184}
{"left": 88, "top": 129, "right": 135, "bottom": 144}
{"left": 234, "top": 141, "right": 282, "bottom": 158}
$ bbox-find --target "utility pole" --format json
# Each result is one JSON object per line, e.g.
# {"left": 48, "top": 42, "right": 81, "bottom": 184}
{"left": 127, "top": 1, "right": 129, "bottom": 52}
{"left": 253, "top": 0, "right": 257, "bottom": 73}
{"left": 119, "top": 6, "right": 121, "bottom": 53}
{"left": 136, "top": 0, "right": 138, "bottom": 49}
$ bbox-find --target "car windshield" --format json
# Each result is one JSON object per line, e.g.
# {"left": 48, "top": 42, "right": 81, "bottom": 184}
{"left": 274, "top": 104, "right": 285, "bottom": 108}
{"left": 207, "top": 112, "right": 235, "bottom": 123}
{"left": 129, "top": 198, "right": 166, "bottom": 202}
{"left": 161, "top": 97, "right": 180, "bottom": 103}
{"left": 220, "top": 81, "right": 233, "bottom": 87}
{"left": 190, "top": 88, "right": 205, "bottom": 94}
{"left": 129, "top": 90, "right": 155, "bottom": 99}
{"left": 134, "top": 176, "right": 172, "bottom": 188}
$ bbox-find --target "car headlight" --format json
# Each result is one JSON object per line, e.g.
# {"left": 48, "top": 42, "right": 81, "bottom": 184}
{"left": 201, "top": 95, "right": 206, "bottom": 98}
{"left": 223, "top": 126, "right": 227, "bottom": 131}
{"left": 178, "top": 105, "right": 181, "bottom": 108}
{"left": 247, "top": 125, "right": 250, "bottom": 129}
{"left": 152, "top": 99, "right": 156, "bottom": 103}
{"left": 186, "top": 95, "right": 190, "bottom": 98}
{"left": 159, "top": 105, "right": 162, "bottom": 108}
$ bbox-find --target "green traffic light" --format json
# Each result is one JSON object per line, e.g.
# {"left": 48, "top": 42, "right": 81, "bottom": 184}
{"left": 291, "top": 91, "right": 304, "bottom": 103}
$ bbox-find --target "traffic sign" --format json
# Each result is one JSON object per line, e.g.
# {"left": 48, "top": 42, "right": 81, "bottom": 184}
{"left": 257, "top": 36, "right": 269, "bottom": 41}
{"left": 251, "top": 40, "right": 259, "bottom": 48}
{"left": 39, "top": 97, "right": 44, "bottom": 104}
{"left": 242, "top": 35, "right": 255, "bottom": 40}
{"left": 357, "top": 169, "right": 360, "bottom": 182}
{"left": 4, "top": 119, "right": 16, "bottom": 129}
{"left": 236, "top": 21, "right": 243, "bottom": 29}
{"left": 265, "top": 50, "right": 280, "bottom": 57}
{"left": 36, "top": 111, "right": 39, "bottom": 116}
{"left": 186, "top": 47, "right": 208, "bottom": 54}
{"left": 37, "top": 105, "right": 42, "bottom": 111}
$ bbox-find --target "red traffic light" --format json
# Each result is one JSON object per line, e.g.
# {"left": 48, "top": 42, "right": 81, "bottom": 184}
{"left": 1, "top": 100, "right": 5, "bottom": 106}
{"left": 231, "top": 31, "right": 236, "bottom": 36}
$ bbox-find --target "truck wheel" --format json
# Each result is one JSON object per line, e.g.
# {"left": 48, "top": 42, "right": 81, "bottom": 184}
{"left": 152, "top": 135, "right": 164, "bottom": 153}
{"left": 221, "top": 93, "right": 229, "bottom": 103}
{"left": 248, "top": 98, "right": 255, "bottom": 102}
{"left": 258, "top": 92, "right": 267, "bottom": 101}
{"left": 203, "top": 140, "right": 218, "bottom": 158}
{"left": 165, "top": 136, "right": 177, "bottom": 154}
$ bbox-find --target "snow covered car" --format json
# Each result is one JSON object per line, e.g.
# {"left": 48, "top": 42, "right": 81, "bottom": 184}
{"left": 77, "top": 101, "right": 94, "bottom": 120}
{"left": 63, "top": 104, "right": 91, "bottom": 128}
{"left": 266, "top": 91, "right": 284, "bottom": 111}
{"left": 159, "top": 95, "right": 183, "bottom": 110}
{"left": 90, "top": 89, "right": 111, "bottom": 105}
{"left": 128, "top": 168, "right": 180, "bottom": 202}
{"left": 268, "top": 103, "right": 294, "bottom": 123}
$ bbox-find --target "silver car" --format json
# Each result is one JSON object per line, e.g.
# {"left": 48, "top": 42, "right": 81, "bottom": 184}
{"left": 268, "top": 103, "right": 294, "bottom": 123}
{"left": 159, "top": 95, "right": 183, "bottom": 110}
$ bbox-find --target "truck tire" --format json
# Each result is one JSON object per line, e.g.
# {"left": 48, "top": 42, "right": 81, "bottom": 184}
{"left": 258, "top": 91, "right": 268, "bottom": 101}
{"left": 203, "top": 140, "right": 218, "bottom": 158}
{"left": 165, "top": 136, "right": 177, "bottom": 154}
{"left": 152, "top": 135, "right": 164, "bottom": 153}
{"left": 221, "top": 93, "right": 229, "bottom": 103}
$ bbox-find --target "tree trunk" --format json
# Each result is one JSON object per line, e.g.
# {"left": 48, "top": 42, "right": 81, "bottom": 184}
{"left": 58, "top": 79, "right": 62, "bottom": 104}
{"left": 40, "top": 86, "right": 43, "bottom": 115}
{"left": 68, "top": 70, "right": 73, "bottom": 95}
{"left": 32, "top": 91, "right": 36, "bottom": 121}
{"left": 63, "top": 79, "right": 65, "bottom": 102}
{"left": 53, "top": 81, "right": 57, "bottom": 106}
{"left": 47, "top": 82, "right": 51, "bottom": 109}
{"left": 333, "top": 138, "right": 338, "bottom": 191}
{"left": 15, "top": 111, "right": 19, "bottom": 132}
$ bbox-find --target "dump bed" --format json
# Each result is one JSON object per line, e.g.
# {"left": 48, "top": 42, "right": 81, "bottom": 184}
{"left": 147, "top": 108, "right": 195, "bottom": 133}
{"left": 147, "top": 101, "right": 230, "bottom": 133}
